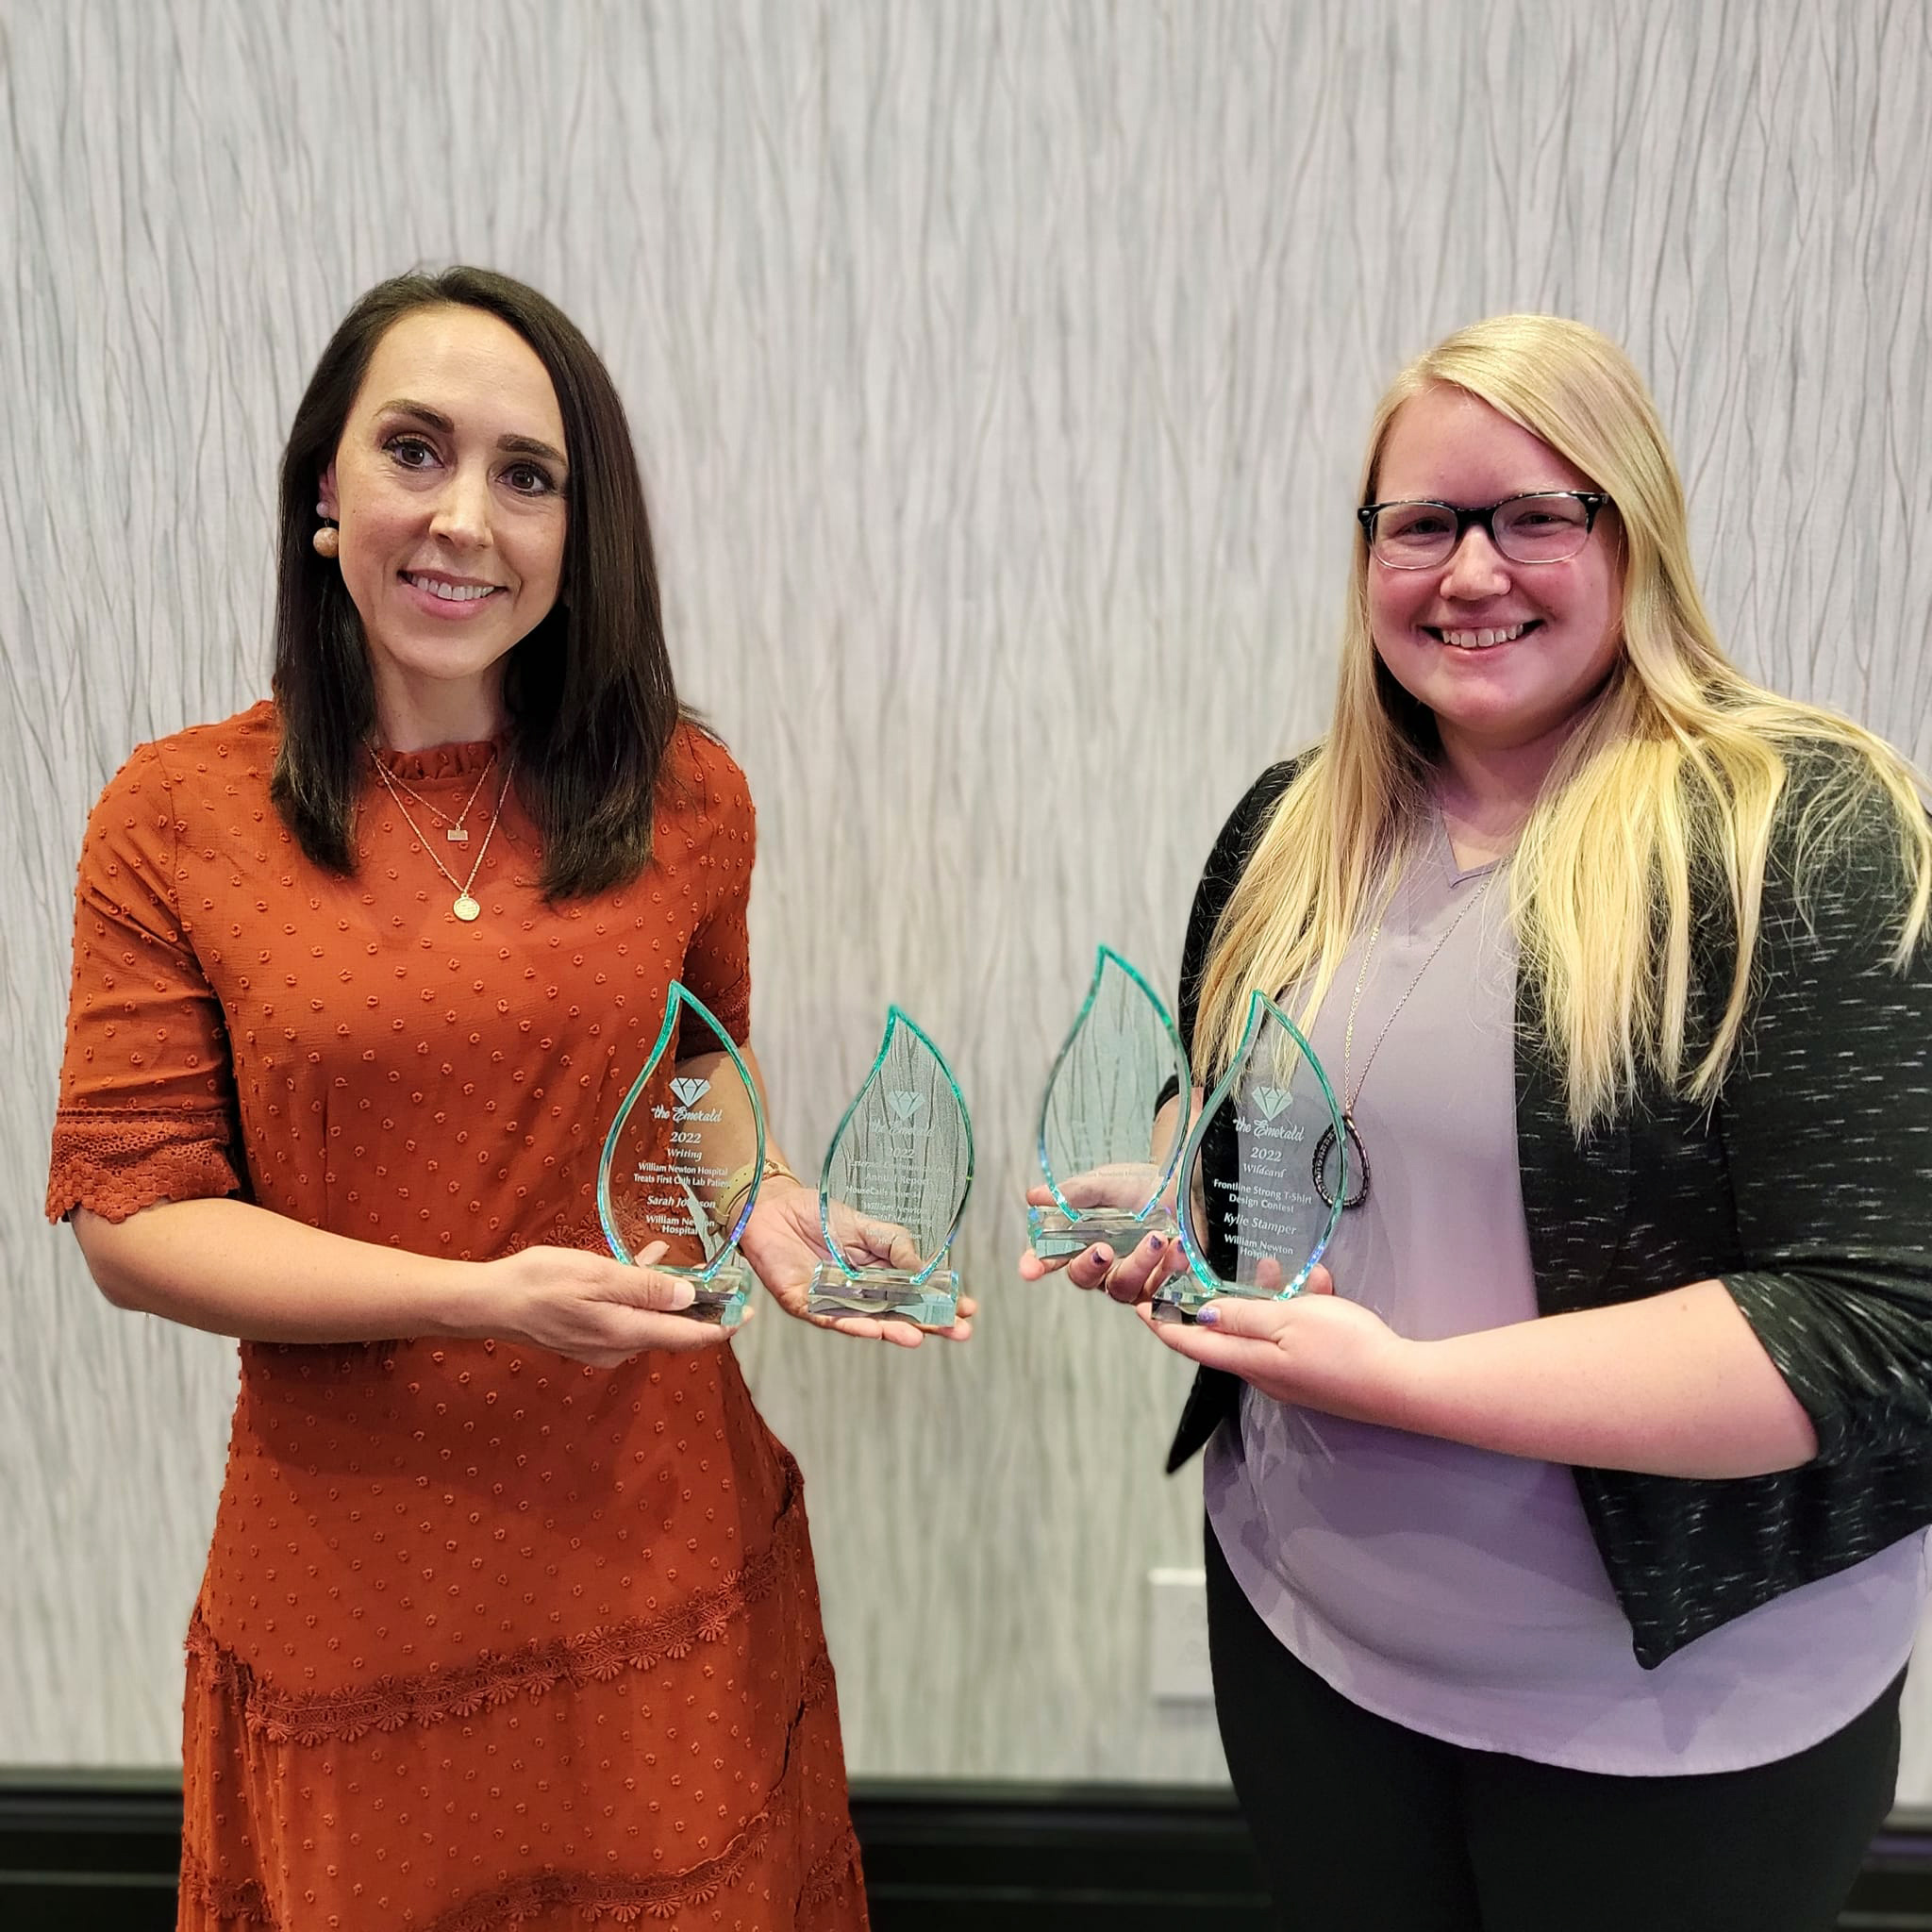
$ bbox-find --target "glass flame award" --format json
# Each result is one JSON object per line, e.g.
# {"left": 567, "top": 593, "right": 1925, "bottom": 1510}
{"left": 1027, "top": 945, "right": 1190, "bottom": 1263}
{"left": 1152, "top": 990, "right": 1347, "bottom": 1323}
{"left": 807, "top": 1007, "right": 974, "bottom": 1328}
{"left": 597, "top": 981, "right": 765, "bottom": 1328}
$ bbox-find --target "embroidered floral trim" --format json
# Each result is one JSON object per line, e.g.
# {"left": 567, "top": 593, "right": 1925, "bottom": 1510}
{"left": 420, "top": 1647, "right": 841, "bottom": 1932}
{"left": 178, "top": 1844, "right": 275, "bottom": 1924}
{"left": 46, "top": 1107, "right": 242, "bottom": 1223}
{"left": 798, "top": 1822, "right": 867, "bottom": 1915}
{"left": 185, "top": 1467, "right": 808, "bottom": 1747}
{"left": 178, "top": 1628, "right": 847, "bottom": 1930}
{"left": 535, "top": 1208, "right": 622, "bottom": 1257}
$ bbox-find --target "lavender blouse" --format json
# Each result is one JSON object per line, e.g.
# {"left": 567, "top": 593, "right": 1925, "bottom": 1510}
{"left": 1204, "top": 816, "right": 1927, "bottom": 1773}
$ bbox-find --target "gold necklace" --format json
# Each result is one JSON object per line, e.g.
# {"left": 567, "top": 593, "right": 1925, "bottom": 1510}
{"left": 370, "top": 753, "right": 515, "bottom": 922}
{"left": 1311, "top": 866, "right": 1501, "bottom": 1211}
{"left": 379, "top": 747, "right": 498, "bottom": 844}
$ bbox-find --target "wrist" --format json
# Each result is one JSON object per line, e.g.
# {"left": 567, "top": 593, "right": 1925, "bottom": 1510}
{"left": 718, "top": 1156, "right": 806, "bottom": 1227}
{"left": 1372, "top": 1333, "right": 1443, "bottom": 1435}
{"left": 758, "top": 1164, "right": 809, "bottom": 1199}
{"left": 423, "top": 1254, "right": 508, "bottom": 1342}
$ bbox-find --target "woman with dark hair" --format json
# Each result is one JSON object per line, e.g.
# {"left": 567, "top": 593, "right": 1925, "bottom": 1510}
{"left": 49, "top": 268, "right": 949, "bottom": 1929}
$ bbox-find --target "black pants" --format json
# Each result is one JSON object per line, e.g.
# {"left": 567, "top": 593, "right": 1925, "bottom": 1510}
{"left": 1206, "top": 1524, "right": 1903, "bottom": 1932}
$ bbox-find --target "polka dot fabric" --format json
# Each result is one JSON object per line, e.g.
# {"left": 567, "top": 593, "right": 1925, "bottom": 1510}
{"left": 48, "top": 704, "right": 866, "bottom": 1929}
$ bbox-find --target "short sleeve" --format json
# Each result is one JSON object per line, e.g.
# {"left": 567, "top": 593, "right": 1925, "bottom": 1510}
{"left": 675, "top": 733, "right": 756, "bottom": 1052}
{"left": 45, "top": 743, "right": 246, "bottom": 1223}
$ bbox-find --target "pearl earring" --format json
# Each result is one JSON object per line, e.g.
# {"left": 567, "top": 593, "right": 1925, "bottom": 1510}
{"left": 313, "top": 500, "right": 340, "bottom": 558}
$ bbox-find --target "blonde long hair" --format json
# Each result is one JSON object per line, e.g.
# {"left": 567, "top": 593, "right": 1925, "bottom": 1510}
{"left": 1193, "top": 315, "right": 1930, "bottom": 1132}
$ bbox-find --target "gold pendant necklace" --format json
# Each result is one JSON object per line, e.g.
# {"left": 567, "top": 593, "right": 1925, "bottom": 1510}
{"left": 380, "top": 748, "right": 498, "bottom": 845}
{"left": 370, "top": 752, "right": 514, "bottom": 922}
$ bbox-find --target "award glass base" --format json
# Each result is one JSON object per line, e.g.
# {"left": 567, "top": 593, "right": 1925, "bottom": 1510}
{"left": 806, "top": 1262, "right": 960, "bottom": 1329}
{"left": 660, "top": 1258, "right": 754, "bottom": 1329}
{"left": 1149, "top": 1273, "right": 1229, "bottom": 1324}
{"left": 1026, "top": 1200, "right": 1178, "bottom": 1263}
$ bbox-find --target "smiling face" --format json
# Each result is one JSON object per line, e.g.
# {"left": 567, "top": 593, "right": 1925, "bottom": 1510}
{"left": 1367, "top": 384, "right": 1624, "bottom": 779}
{"left": 318, "top": 305, "right": 569, "bottom": 741}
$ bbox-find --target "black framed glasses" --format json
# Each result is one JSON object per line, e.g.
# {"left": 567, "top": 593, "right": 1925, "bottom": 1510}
{"left": 1357, "top": 491, "right": 1612, "bottom": 569}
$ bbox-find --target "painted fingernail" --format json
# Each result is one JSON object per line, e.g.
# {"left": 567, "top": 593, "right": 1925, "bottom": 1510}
{"left": 1196, "top": 1304, "right": 1220, "bottom": 1325}
{"left": 1145, "top": 1235, "right": 1165, "bottom": 1253}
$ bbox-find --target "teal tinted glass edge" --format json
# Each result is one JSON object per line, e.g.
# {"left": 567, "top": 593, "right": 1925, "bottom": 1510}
{"left": 594, "top": 980, "right": 766, "bottom": 1282}
{"left": 704, "top": 993, "right": 769, "bottom": 1269}
{"left": 818, "top": 1005, "right": 974, "bottom": 1289}
{"left": 1174, "top": 988, "right": 1346, "bottom": 1298}
{"left": 1035, "top": 945, "right": 1191, "bottom": 1224}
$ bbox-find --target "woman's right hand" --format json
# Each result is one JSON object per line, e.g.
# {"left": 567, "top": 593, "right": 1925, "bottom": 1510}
{"left": 470, "top": 1242, "right": 738, "bottom": 1367}
{"left": 1017, "top": 1167, "right": 1191, "bottom": 1305}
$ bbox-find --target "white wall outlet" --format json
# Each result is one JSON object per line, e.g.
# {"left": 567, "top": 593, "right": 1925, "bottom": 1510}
{"left": 1147, "top": 1566, "right": 1213, "bottom": 1701}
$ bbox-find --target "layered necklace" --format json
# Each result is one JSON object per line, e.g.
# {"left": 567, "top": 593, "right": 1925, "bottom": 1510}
{"left": 1310, "top": 864, "right": 1501, "bottom": 1211}
{"left": 379, "top": 746, "right": 498, "bottom": 844}
{"left": 370, "top": 749, "right": 516, "bottom": 923}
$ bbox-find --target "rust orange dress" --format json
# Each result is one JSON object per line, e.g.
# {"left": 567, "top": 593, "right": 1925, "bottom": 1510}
{"left": 47, "top": 702, "right": 867, "bottom": 1931}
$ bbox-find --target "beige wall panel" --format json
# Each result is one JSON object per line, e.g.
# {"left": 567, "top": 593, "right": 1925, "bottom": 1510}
{"left": 3, "top": 0, "right": 1927, "bottom": 1783}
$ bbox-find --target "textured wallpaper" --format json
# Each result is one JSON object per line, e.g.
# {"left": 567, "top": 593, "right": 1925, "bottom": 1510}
{"left": 4, "top": 0, "right": 1930, "bottom": 1788}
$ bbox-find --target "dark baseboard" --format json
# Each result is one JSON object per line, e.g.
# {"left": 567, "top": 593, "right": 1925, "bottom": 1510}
{"left": 4, "top": 1773, "right": 1931, "bottom": 1930}
{"left": 857, "top": 1780, "right": 1274, "bottom": 1928}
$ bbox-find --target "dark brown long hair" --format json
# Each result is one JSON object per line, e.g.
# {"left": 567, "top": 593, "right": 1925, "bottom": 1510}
{"left": 269, "top": 267, "right": 687, "bottom": 898}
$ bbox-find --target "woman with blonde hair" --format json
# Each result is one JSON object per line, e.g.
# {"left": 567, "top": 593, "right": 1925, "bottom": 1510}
{"left": 1033, "top": 314, "right": 1932, "bottom": 1928}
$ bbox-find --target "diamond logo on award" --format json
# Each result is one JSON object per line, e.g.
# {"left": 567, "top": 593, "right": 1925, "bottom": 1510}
{"left": 597, "top": 980, "right": 761, "bottom": 1329}
{"left": 1253, "top": 1086, "right": 1292, "bottom": 1122}
{"left": 887, "top": 1091, "right": 924, "bottom": 1123}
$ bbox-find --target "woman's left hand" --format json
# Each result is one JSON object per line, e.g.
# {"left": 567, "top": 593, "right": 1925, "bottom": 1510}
{"left": 1138, "top": 1264, "right": 1416, "bottom": 1423}
{"left": 738, "top": 1179, "right": 976, "bottom": 1347}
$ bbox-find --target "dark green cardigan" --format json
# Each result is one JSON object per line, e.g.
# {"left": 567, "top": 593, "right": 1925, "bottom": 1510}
{"left": 1167, "top": 751, "right": 1932, "bottom": 1668}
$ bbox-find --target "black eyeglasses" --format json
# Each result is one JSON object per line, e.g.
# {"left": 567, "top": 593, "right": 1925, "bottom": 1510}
{"left": 1357, "top": 491, "right": 1612, "bottom": 569}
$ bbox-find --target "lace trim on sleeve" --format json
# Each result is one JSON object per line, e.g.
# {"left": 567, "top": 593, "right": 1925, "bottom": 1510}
{"left": 44, "top": 1107, "right": 242, "bottom": 1223}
